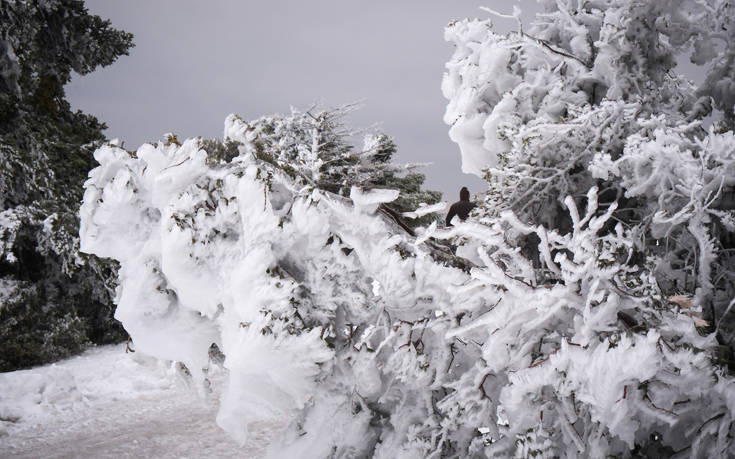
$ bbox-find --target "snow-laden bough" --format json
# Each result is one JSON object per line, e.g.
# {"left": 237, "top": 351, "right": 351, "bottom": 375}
{"left": 80, "top": 112, "right": 735, "bottom": 457}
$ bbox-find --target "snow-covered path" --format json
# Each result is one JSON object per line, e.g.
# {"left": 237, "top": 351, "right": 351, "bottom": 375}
{"left": 0, "top": 345, "right": 278, "bottom": 458}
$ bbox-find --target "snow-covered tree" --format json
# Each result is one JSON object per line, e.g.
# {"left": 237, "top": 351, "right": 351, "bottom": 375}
{"left": 221, "top": 107, "right": 441, "bottom": 228}
{"left": 79, "top": 109, "right": 452, "bottom": 456}
{"left": 0, "top": 0, "right": 132, "bottom": 370}
{"left": 438, "top": 0, "right": 735, "bottom": 455}
{"left": 82, "top": 125, "right": 735, "bottom": 458}
{"left": 79, "top": 0, "right": 735, "bottom": 457}
{"left": 443, "top": 0, "right": 735, "bottom": 346}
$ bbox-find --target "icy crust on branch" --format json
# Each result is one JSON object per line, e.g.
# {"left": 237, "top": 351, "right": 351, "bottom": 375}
{"left": 81, "top": 117, "right": 735, "bottom": 456}
{"left": 350, "top": 187, "right": 400, "bottom": 211}
{"left": 442, "top": 15, "right": 589, "bottom": 175}
{"left": 590, "top": 123, "right": 735, "bottom": 310}
{"left": 442, "top": 0, "right": 734, "bottom": 177}
{"left": 434, "top": 190, "right": 735, "bottom": 457}
{"left": 443, "top": 0, "right": 735, "bottom": 374}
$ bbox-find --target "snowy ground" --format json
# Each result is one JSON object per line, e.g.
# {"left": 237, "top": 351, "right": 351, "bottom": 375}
{"left": 0, "top": 345, "right": 279, "bottom": 458}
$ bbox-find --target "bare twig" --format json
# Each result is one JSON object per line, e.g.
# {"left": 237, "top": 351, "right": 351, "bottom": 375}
{"left": 696, "top": 412, "right": 725, "bottom": 435}
{"left": 125, "top": 337, "right": 135, "bottom": 353}
{"left": 161, "top": 156, "right": 191, "bottom": 172}
{"left": 378, "top": 204, "right": 415, "bottom": 237}
{"left": 479, "top": 373, "right": 493, "bottom": 400}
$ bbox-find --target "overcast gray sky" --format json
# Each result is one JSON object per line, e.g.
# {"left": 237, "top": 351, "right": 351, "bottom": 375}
{"left": 67, "top": 1, "right": 528, "bottom": 200}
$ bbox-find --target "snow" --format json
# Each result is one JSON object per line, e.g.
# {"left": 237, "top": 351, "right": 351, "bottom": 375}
{"left": 2, "top": 0, "right": 735, "bottom": 456}
{"left": 77, "top": 121, "right": 735, "bottom": 456}
{"left": 0, "top": 208, "right": 22, "bottom": 263}
{"left": 401, "top": 201, "right": 447, "bottom": 219}
{"left": 349, "top": 186, "right": 399, "bottom": 210}
{"left": 79, "top": 120, "right": 484, "bottom": 456}
{"left": 0, "top": 345, "right": 279, "bottom": 458}
{"left": 0, "top": 277, "right": 20, "bottom": 312}
{"left": 68, "top": 1, "right": 735, "bottom": 452}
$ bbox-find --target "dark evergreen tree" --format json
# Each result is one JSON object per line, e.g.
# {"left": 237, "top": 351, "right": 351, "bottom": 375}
{"left": 0, "top": 0, "right": 133, "bottom": 371}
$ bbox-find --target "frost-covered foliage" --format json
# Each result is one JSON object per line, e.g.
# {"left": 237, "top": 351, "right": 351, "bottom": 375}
{"left": 222, "top": 107, "right": 441, "bottom": 228}
{"left": 80, "top": 112, "right": 447, "bottom": 456}
{"left": 443, "top": 0, "right": 735, "bottom": 350}
{"left": 0, "top": 0, "right": 132, "bottom": 370}
{"left": 435, "top": 189, "right": 735, "bottom": 457}
{"left": 82, "top": 112, "right": 735, "bottom": 456}
{"left": 75, "top": 0, "right": 735, "bottom": 455}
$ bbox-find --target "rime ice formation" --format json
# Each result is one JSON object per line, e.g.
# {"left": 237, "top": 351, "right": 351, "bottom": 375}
{"left": 436, "top": 1, "right": 735, "bottom": 455}
{"left": 81, "top": 113, "right": 735, "bottom": 457}
{"left": 80, "top": 0, "right": 735, "bottom": 456}
{"left": 79, "top": 116, "right": 468, "bottom": 455}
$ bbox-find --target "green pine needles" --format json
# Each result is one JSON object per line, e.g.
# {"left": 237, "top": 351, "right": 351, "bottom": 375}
{"left": 0, "top": 0, "right": 133, "bottom": 371}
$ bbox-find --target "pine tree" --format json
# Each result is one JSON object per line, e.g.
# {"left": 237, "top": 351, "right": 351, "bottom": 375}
{"left": 222, "top": 107, "right": 441, "bottom": 228}
{"left": 0, "top": 0, "right": 133, "bottom": 370}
